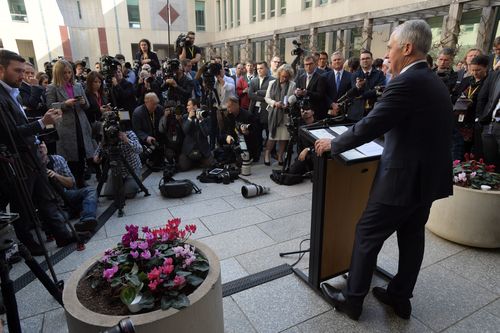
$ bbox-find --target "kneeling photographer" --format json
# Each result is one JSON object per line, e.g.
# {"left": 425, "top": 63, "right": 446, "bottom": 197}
{"left": 178, "top": 98, "right": 214, "bottom": 171}
{"left": 161, "top": 59, "right": 194, "bottom": 108}
{"left": 39, "top": 141, "right": 98, "bottom": 232}
{"left": 132, "top": 92, "right": 164, "bottom": 169}
{"left": 288, "top": 107, "right": 316, "bottom": 176}
{"left": 223, "top": 96, "right": 260, "bottom": 163}
{"left": 94, "top": 111, "right": 143, "bottom": 197}
{"left": 159, "top": 100, "right": 184, "bottom": 165}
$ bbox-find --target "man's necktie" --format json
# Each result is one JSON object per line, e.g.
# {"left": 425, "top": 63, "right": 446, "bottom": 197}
{"left": 335, "top": 72, "right": 341, "bottom": 90}
{"left": 306, "top": 75, "right": 311, "bottom": 88}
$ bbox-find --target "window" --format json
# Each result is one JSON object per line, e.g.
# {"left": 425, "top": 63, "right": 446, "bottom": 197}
{"left": 8, "top": 0, "right": 28, "bottom": 22}
{"left": 304, "top": 0, "right": 312, "bottom": 9}
{"left": 77, "top": 1, "right": 82, "bottom": 19}
{"left": 126, "top": 0, "right": 141, "bottom": 29}
{"left": 317, "top": 32, "right": 326, "bottom": 52}
{"left": 260, "top": 41, "right": 266, "bottom": 61}
{"left": 195, "top": 1, "right": 206, "bottom": 31}
{"left": 237, "top": 0, "right": 240, "bottom": 26}
{"left": 230, "top": 0, "right": 234, "bottom": 28}
{"left": 217, "top": 1, "right": 221, "bottom": 30}
{"left": 270, "top": 0, "right": 276, "bottom": 18}
{"left": 223, "top": 0, "right": 227, "bottom": 29}
{"left": 280, "top": 0, "right": 286, "bottom": 15}
{"left": 279, "top": 38, "right": 285, "bottom": 57}
{"left": 251, "top": 0, "right": 257, "bottom": 22}
{"left": 318, "top": 0, "right": 328, "bottom": 5}
{"left": 260, "top": 0, "right": 266, "bottom": 20}
{"left": 252, "top": 42, "right": 257, "bottom": 61}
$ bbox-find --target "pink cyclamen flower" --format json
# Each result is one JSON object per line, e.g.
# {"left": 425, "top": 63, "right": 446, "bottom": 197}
{"left": 141, "top": 250, "right": 152, "bottom": 260}
{"left": 147, "top": 267, "right": 161, "bottom": 281}
{"left": 148, "top": 279, "right": 159, "bottom": 291}
{"left": 138, "top": 241, "right": 149, "bottom": 250}
{"left": 129, "top": 241, "right": 138, "bottom": 250}
{"left": 453, "top": 160, "right": 461, "bottom": 167}
{"left": 130, "top": 250, "right": 139, "bottom": 259}
{"left": 103, "top": 265, "right": 119, "bottom": 281}
{"left": 173, "top": 275, "right": 186, "bottom": 287}
{"left": 458, "top": 172, "right": 467, "bottom": 182}
{"left": 470, "top": 172, "right": 477, "bottom": 178}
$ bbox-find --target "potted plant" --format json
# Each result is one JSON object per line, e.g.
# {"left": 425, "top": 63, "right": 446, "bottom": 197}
{"left": 63, "top": 218, "right": 223, "bottom": 333}
{"left": 427, "top": 154, "right": 500, "bottom": 248}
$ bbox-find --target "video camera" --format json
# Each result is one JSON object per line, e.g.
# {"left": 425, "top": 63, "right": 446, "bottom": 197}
{"left": 175, "top": 33, "right": 194, "bottom": 53}
{"left": 162, "top": 58, "right": 181, "bottom": 79}
{"left": 291, "top": 40, "right": 305, "bottom": 56}
{"left": 101, "top": 55, "right": 121, "bottom": 85}
{"left": 101, "top": 109, "right": 132, "bottom": 146}
{"left": 200, "top": 62, "right": 222, "bottom": 90}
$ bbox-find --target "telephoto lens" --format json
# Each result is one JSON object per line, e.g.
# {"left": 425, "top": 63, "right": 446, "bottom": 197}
{"left": 196, "top": 109, "right": 209, "bottom": 118}
{"left": 102, "top": 318, "right": 135, "bottom": 333}
{"left": 241, "top": 184, "right": 270, "bottom": 198}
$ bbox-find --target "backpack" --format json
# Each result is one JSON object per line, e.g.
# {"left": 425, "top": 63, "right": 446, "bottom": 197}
{"left": 158, "top": 177, "right": 201, "bottom": 198}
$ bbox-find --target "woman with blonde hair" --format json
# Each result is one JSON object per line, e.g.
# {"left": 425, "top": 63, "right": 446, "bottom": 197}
{"left": 47, "top": 59, "right": 94, "bottom": 188}
{"left": 264, "top": 64, "right": 296, "bottom": 165}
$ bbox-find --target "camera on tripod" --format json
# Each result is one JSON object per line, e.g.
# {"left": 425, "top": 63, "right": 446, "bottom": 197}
{"left": 101, "top": 55, "right": 121, "bottom": 86}
{"left": 162, "top": 58, "right": 181, "bottom": 79}
{"left": 175, "top": 33, "right": 193, "bottom": 52}
{"left": 291, "top": 40, "right": 305, "bottom": 56}
{"left": 199, "top": 62, "right": 222, "bottom": 90}
{"left": 102, "top": 109, "right": 131, "bottom": 146}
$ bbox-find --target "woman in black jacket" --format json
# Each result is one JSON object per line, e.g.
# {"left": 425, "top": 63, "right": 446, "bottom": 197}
{"left": 135, "top": 39, "right": 160, "bottom": 74}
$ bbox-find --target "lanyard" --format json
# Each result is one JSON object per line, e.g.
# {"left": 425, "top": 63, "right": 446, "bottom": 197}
{"left": 188, "top": 47, "right": 195, "bottom": 58}
{"left": 467, "top": 85, "right": 479, "bottom": 99}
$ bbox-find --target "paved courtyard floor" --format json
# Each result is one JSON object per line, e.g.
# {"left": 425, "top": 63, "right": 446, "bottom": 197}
{"left": 5, "top": 162, "right": 500, "bottom": 332}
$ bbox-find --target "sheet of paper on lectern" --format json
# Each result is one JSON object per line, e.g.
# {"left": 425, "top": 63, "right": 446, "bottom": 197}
{"left": 310, "top": 129, "right": 335, "bottom": 139}
{"left": 356, "top": 141, "right": 384, "bottom": 157}
{"left": 340, "top": 149, "right": 366, "bottom": 160}
{"left": 330, "top": 126, "right": 349, "bottom": 136}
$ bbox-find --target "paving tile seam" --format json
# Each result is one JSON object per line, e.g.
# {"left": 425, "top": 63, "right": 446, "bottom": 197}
{"left": 435, "top": 261, "right": 500, "bottom": 296}
{"left": 483, "top": 296, "right": 500, "bottom": 319}
{"left": 228, "top": 295, "right": 260, "bottom": 333}
{"left": 255, "top": 221, "right": 310, "bottom": 244}
{"left": 434, "top": 304, "right": 496, "bottom": 333}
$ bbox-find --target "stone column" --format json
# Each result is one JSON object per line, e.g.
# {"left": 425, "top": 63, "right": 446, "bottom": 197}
{"left": 476, "top": 6, "right": 498, "bottom": 53}
{"left": 272, "top": 33, "right": 280, "bottom": 58}
{"left": 224, "top": 42, "right": 232, "bottom": 63}
{"left": 440, "top": 0, "right": 463, "bottom": 49}
{"left": 343, "top": 29, "right": 352, "bottom": 59}
{"left": 309, "top": 27, "right": 318, "bottom": 52}
{"left": 265, "top": 40, "right": 274, "bottom": 63}
{"left": 336, "top": 30, "right": 344, "bottom": 54}
{"left": 361, "top": 17, "right": 374, "bottom": 51}
{"left": 243, "top": 38, "right": 253, "bottom": 62}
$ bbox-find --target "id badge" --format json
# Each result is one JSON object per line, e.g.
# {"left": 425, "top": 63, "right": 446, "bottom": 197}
{"left": 172, "top": 135, "right": 177, "bottom": 141}
{"left": 458, "top": 114, "right": 465, "bottom": 123}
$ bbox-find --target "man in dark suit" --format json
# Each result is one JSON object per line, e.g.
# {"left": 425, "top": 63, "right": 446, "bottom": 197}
{"left": 0, "top": 50, "right": 78, "bottom": 255}
{"left": 476, "top": 70, "right": 500, "bottom": 171}
{"left": 248, "top": 61, "right": 273, "bottom": 153}
{"left": 19, "top": 62, "right": 46, "bottom": 117}
{"left": 349, "top": 49, "right": 386, "bottom": 121}
{"left": 295, "top": 55, "right": 328, "bottom": 120}
{"left": 132, "top": 92, "right": 164, "bottom": 146}
{"left": 488, "top": 36, "right": 500, "bottom": 71}
{"left": 324, "top": 51, "right": 353, "bottom": 117}
{"left": 315, "top": 20, "right": 453, "bottom": 321}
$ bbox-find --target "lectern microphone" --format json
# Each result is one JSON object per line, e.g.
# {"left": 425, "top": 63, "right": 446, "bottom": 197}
{"left": 241, "top": 184, "right": 270, "bottom": 198}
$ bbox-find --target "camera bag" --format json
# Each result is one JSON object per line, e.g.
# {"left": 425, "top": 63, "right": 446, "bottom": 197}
{"left": 270, "top": 169, "right": 304, "bottom": 186}
{"left": 158, "top": 177, "right": 201, "bottom": 198}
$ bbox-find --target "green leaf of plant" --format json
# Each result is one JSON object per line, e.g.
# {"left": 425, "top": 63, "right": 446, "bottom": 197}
{"left": 176, "top": 270, "right": 192, "bottom": 277}
{"left": 138, "top": 292, "right": 155, "bottom": 308}
{"left": 172, "top": 294, "right": 190, "bottom": 310}
{"left": 192, "top": 262, "right": 209, "bottom": 272}
{"left": 125, "top": 273, "right": 142, "bottom": 287}
{"left": 138, "top": 271, "right": 148, "bottom": 282}
{"left": 110, "top": 277, "right": 122, "bottom": 288}
{"left": 161, "top": 296, "right": 174, "bottom": 310}
{"left": 120, "top": 286, "right": 137, "bottom": 305}
{"left": 117, "top": 254, "right": 128, "bottom": 263}
{"left": 187, "top": 274, "right": 204, "bottom": 287}
{"left": 130, "top": 263, "right": 139, "bottom": 275}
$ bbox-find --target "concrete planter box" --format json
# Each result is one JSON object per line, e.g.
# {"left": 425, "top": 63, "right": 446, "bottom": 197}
{"left": 427, "top": 185, "right": 500, "bottom": 248}
{"left": 63, "top": 240, "right": 223, "bottom": 333}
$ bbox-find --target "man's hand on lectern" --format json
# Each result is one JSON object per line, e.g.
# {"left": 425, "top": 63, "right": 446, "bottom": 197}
{"left": 315, "top": 139, "right": 332, "bottom": 156}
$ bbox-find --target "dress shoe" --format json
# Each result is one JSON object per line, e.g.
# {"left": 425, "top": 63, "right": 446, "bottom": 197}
{"left": 74, "top": 219, "right": 97, "bottom": 232}
{"left": 264, "top": 151, "right": 271, "bottom": 166}
{"left": 321, "top": 283, "right": 362, "bottom": 321}
{"left": 372, "top": 287, "right": 411, "bottom": 319}
{"left": 55, "top": 231, "right": 91, "bottom": 247}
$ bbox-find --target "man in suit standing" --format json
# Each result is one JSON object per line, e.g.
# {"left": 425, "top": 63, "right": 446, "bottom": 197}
{"left": 488, "top": 36, "right": 500, "bottom": 71}
{"left": 315, "top": 20, "right": 453, "bottom": 321}
{"left": 248, "top": 61, "right": 273, "bottom": 154}
{"left": 295, "top": 55, "right": 328, "bottom": 120}
{"left": 0, "top": 50, "right": 78, "bottom": 255}
{"left": 476, "top": 70, "right": 500, "bottom": 171}
{"left": 349, "top": 50, "right": 386, "bottom": 121}
{"left": 324, "top": 51, "right": 353, "bottom": 117}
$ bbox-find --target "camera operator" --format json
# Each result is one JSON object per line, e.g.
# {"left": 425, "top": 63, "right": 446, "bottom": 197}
{"left": 0, "top": 50, "right": 79, "bottom": 254}
{"left": 111, "top": 68, "right": 137, "bottom": 119}
{"left": 178, "top": 98, "right": 214, "bottom": 171}
{"left": 349, "top": 50, "right": 385, "bottom": 120}
{"left": 135, "top": 39, "right": 160, "bottom": 74}
{"left": 162, "top": 59, "right": 194, "bottom": 108}
{"left": 74, "top": 60, "right": 87, "bottom": 87}
{"left": 433, "top": 48, "right": 458, "bottom": 94}
{"left": 132, "top": 92, "right": 164, "bottom": 167}
{"left": 94, "top": 111, "right": 143, "bottom": 197}
{"left": 178, "top": 31, "right": 202, "bottom": 71}
{"left": 136, "top": 64, "right": 162, "bottom": 106}
{"left": 159, "top": 100, "right": 184, "bottom": 164}
{"left": 223, "top": 96, "right": 260, "bottom": 162}
{"left": 294, "top": 55, "right": 328, "bottom": 120}
{"left": 39, "top": 141, "right": 98, "bottom": 232}
{"left": 288, "top": 107, "right": 316, "bottom": 176}
{"left": 325, "top": 51, "right": 353, "bottom": 117}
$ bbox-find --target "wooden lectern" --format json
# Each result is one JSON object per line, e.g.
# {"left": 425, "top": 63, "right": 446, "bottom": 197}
{"left": 295, "top": 124, "right": 389, "bottom": 291}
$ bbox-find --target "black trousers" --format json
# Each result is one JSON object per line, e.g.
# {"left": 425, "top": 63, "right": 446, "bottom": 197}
{"left": 346, "top": 200, "right": 432, "bottom": 303}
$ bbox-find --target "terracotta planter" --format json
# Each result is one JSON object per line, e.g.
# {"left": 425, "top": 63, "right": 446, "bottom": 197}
{"left": 427, "top": 185, "right": 500, "bottom": 248}
{"left": 63, "top": 240, "right": 223, "bottom": 333}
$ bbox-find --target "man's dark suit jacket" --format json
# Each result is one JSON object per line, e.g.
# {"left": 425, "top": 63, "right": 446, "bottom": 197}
{"left": 248, "top": 75, "right": 272, "bottom": 123}
{"left": 348, "top": 68, "right": 386, "bottom": 120}
{"left": 181, "top": 115, "right": 211, "bottom": 158}
{"left": 476, "top": 70, "right": 500, "bottom": 124}
{"left": 132, "top": 104, "right": 164, "bottom": 144}
{"left": 331, "top": 62, "right": 453, "bottom": 206}
{"left": 324, "top": 70, "right": 353, "bottom": 107}
{"left": 20, "top": 81, "right": 45, "bottom": 116}
{"left": 0, "top": 83, "right": 44, "bottom": 172}
{"left": 295, "top": 71, "right": 328, "bottom": 120}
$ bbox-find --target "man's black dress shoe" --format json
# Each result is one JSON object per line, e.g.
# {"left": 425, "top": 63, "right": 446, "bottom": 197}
{"left": 320, "top": 283, "right": 362, "bottom": 321}
{"left": 372, "top": 287, "right": 411, "bottom": 319}
{"left": 74, "top": 219, "right": 97, "bottom": 232}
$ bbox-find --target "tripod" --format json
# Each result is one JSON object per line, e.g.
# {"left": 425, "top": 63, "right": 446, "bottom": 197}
{"left": 0, "top": 218, "right": 63, "bottom": 333}
{"left": 96, "top": 144, "right": 150, "bottom": 217}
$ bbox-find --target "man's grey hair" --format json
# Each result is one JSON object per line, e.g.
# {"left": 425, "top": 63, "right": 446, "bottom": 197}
{"left": 144, "top": 92, "right": 159, "bottom": 103}
{"left": 393, "top": 20, "right": 432, "bottom": 55}
{"left": 331, "top": 51, "right": 344, "bottom": 60}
